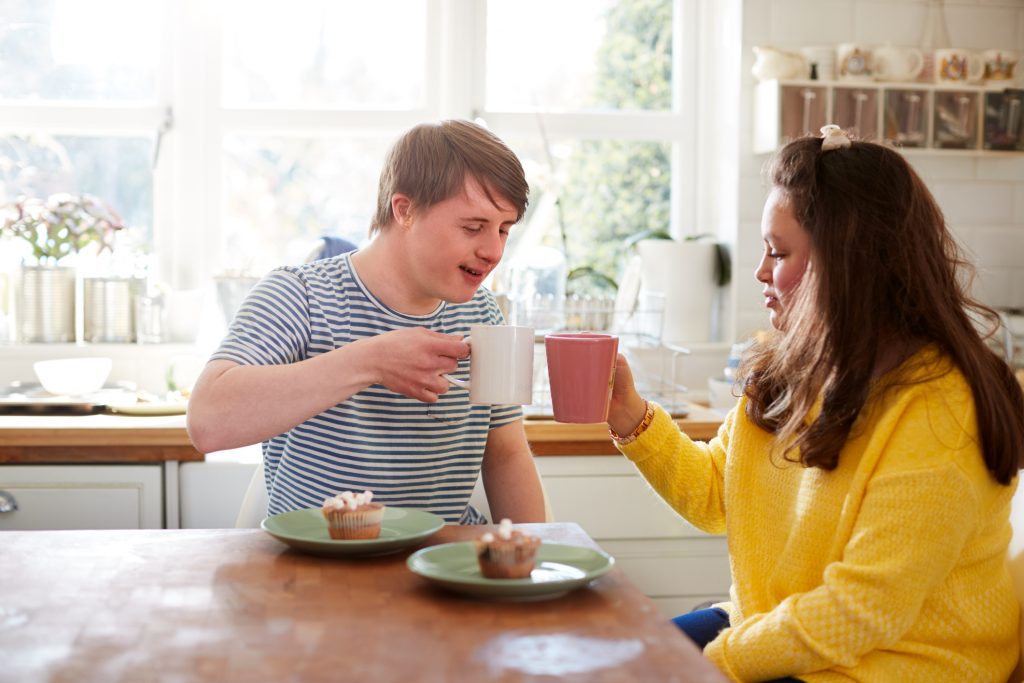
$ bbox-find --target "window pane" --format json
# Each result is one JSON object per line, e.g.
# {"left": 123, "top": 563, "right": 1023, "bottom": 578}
{"left": 0, "top": 134, "right": 154, "bottom": 247}
{"left": 222, "top": 0, "right": 426, "bottom": 109}
{"left": 498, "top": 135, "right": 671, "bottom": 296}
{"left": 486, "top": 0, "right": 673, "bottom": 112}
{"left": 222, "top": 135, "right": 392, "bottom": 274}
{"left": 0, "top": 0, "right": 160, "bottom": 101}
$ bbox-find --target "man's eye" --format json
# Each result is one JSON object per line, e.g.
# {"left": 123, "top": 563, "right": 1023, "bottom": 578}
{"left": 464, "top": 225, "right": 482, "bottom": 233}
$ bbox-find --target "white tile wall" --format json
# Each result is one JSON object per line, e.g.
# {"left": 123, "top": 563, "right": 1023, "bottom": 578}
{"left": 734, "top": 0, "right": 1024, "bottom": 342}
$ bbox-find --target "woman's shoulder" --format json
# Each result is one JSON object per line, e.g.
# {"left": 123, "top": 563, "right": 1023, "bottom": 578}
{"left": 872, "top": 345, "right": 992, "bottom": 481}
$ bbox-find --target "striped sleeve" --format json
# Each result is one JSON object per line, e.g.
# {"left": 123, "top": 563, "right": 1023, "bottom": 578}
{"left": 212, "top": 269, "right": 312, "bottom": 366}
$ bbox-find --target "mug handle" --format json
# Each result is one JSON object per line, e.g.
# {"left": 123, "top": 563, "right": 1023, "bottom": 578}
{"left": 442, "top": 335, "right": 471, "bottom": 389}
{"left": 907, "top": 49, "right": 924, "bottom": 80}
{"left": 968, "top": 53, "right": 985, "bottom": 82}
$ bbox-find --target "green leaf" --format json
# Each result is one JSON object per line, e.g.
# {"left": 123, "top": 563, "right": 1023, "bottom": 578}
{"left": 567, "top": 265, "right": 619, "bottom": 292}
{"left": 622, "top": 229, "right": 672, "bottom": 250}
{"left": 714, "top": 243, "right": 732, "bottom": 287}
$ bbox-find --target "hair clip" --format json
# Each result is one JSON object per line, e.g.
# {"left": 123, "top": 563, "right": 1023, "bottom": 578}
{"left": 820, "top": 124, "right": 852, "bottom": 151}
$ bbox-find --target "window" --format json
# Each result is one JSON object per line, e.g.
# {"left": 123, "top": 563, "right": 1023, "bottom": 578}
{"left": 0, "top": 0, "right": 161, "bottom": 269}
{"left": 0, "top": 0, "right": 697, "bottom": 317}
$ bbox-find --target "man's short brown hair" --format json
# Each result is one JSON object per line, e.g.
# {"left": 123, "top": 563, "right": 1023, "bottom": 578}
{"left": 370, "top": 120, "right": 529, "bottom": 234}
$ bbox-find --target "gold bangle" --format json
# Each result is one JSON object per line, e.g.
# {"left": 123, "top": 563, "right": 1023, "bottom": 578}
{"left": 609, "top": 400, "right": 654, "bottom": 444}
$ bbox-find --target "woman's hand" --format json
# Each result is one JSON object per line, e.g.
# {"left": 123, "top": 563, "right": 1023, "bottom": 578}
{"left": 607, "top": 353, "right": 649, "bottom": 437}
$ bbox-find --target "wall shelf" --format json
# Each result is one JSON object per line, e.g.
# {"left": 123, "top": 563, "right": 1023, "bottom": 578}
{"left": 753, "top": 79, "right": 1024, "bottom": 156}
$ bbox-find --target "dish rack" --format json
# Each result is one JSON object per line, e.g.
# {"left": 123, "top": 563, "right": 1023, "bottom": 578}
{"left": 510, "top": 293, "right": 692, "bottom": 419}
{"left": 507, "top": 292, "right": 667, "bottom": 346}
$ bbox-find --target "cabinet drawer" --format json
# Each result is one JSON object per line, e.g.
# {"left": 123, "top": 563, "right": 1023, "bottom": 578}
{"left": 601, "top": 538, "right": 731, "bottom": 597}
{"left": 0, "top": 465, "right": 162, "bottom": 530}
{"left": 538, "top": 457, "right": 723, "bottom": 540}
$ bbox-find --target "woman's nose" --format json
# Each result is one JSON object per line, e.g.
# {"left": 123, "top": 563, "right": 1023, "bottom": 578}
{"left": 754, "top": 252, "right": 771, "bottom": 284}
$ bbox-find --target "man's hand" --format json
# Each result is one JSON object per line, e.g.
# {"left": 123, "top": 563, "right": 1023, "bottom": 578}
{"left": 367, "top": 327, "right": 470, "bottom": 402}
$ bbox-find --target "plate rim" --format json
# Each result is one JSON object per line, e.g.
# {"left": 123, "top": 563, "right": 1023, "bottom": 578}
{"left": 406, "top": 540, "right": 615, "bottom": 596}
{"left": 105, "top": 402, "right": 188, "bottom": 416}
{"left": 260, "top": 506, "right": 445, "bottom": 554}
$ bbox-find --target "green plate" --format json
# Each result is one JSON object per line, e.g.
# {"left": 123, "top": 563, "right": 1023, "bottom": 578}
{"left": 261, "top": 506, "right": 445, "bottom": 557}
{"left": 407, "top": 542, "right": 615, "bottom": 601}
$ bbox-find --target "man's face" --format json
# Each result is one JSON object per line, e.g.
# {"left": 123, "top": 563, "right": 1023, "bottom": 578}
{"left": 404, "top": 176, "right": 517, "bottom": 306}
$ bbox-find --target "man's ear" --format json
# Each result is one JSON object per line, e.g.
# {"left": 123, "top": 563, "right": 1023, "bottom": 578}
{"left": 391, "top": 194, "right": 414, "bottom": 228}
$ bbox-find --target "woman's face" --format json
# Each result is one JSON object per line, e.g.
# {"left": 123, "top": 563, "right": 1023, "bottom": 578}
{"left": 755, "top": 189, "right": 811, "bottom": 330}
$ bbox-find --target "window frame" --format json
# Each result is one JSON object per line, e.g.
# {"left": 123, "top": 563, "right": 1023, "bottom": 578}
{"left": 0, "top": 0, "right": 703, "bottom": 293}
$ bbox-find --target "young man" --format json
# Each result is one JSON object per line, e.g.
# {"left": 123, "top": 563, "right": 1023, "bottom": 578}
{"left": 187, "top": 120, "right": 545, "bottom": 524}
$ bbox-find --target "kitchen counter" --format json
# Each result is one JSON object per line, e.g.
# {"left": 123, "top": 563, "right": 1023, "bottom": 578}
{"left": 0, "top": 404, "right": 726, "bottom": 463}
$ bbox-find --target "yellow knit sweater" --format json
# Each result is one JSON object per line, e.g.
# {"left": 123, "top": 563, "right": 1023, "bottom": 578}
{"left": 618, "top": 347, "right": 1018, "bottom": 682}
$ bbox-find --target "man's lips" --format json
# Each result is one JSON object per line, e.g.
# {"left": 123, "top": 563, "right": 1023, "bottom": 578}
{"left": 460, "top": 265, "right": 487, "bottom": 278}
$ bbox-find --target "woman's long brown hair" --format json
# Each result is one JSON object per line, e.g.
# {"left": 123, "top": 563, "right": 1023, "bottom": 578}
{"left": 742, "top": 135, "right": 1023, "bottom": 485}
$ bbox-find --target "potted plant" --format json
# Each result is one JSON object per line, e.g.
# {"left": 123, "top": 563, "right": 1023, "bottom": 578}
{"left": 0, "top": 193, "right": 125, "bottom": 342}
{"left": 623, "top": 229, "right": 731, "bottom": 344}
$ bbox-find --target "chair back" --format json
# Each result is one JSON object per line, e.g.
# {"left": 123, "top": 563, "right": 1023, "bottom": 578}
{"left": 234, "top": 461, "right": 269, "bottom": 528}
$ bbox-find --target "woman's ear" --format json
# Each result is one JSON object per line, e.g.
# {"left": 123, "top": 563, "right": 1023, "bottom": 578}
{"left": 391, "top": 194, "right": 414, "bottom": 228}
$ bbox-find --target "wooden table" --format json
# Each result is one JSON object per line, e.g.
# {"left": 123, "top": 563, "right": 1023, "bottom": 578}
{"left": 1, "top": 523, "right": 728, "bottom": 683}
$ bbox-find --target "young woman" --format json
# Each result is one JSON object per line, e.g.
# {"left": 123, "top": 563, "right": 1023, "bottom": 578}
{"left": 607, "top": 126, "right": 1023, "bottom": 682}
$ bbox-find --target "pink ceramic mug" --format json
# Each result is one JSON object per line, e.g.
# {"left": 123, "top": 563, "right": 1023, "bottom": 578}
{"left": 544, "top": 333, "right": 619, "bottom": 423}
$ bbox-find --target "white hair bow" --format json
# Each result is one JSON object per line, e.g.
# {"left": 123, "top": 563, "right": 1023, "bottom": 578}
{"left": 820, "top": 124, "right": 851, "bottom": 151}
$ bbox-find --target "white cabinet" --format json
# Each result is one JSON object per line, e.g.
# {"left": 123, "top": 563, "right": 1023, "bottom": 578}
{"left": 536, "top": 456, "right": 731, "bottom": 618}
{"left": 0, "top": 465, "right": 163, "bottom": 530}
{"left": 754, "top": 79, "right": 1024, "bottom": 155}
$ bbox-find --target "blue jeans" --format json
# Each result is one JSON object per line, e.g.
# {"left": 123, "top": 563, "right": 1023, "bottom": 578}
{"left": 673, "top": 607, "right": 805, "bottom": 683}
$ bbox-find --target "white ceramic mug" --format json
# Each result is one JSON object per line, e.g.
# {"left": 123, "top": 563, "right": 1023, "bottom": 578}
{"left": 873, "top": 45, "right": 924, "bottom": 82}
{"left": 984, "top": 49, "right": 1019, "bottom": 82}
{"left": 934, "top": 48, "right": 984, "bottom": 84}
{"left": 836, "top": 43, "right": 873, "bottom": 81}
{"left": 445, "top": 324, "right": 534, "bottom": 405}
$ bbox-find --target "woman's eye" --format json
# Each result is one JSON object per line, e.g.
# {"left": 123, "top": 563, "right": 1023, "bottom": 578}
{"left": 769, "top": 251, "right": 784, "bottom": 260}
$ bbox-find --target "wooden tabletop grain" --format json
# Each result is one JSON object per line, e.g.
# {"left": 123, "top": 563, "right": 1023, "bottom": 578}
{"left": 0, "top": 523, "right": 729, "bottom": 683}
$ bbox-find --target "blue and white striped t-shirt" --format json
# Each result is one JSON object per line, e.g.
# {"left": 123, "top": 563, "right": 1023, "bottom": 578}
{"left": 212, "top": 252, "right": 521, "bottom": 524}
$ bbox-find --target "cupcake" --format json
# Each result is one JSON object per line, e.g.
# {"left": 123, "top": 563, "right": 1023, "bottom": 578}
{"left": 321, "top": 490, "right": 385, "bottom": 540}
{"left": 474, "top": 518, "right": 541, "bottom": 579}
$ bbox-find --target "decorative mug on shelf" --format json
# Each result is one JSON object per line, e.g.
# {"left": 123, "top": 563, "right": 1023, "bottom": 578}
{"left": 984, "top": 49, "right": 1019, "bottom": 83}
{"left": 873, "top": 45, "right": 925, "bottom": 82}
{"left": 934, "top": 48, "right": 984, "bottom": 84}
{"left": 837, "top": 43, "right": 873, "bottom": 81}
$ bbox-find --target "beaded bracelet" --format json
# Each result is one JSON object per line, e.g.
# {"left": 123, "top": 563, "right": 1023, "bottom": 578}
{"left": 609, "top": 400, "right": 654, "bottom": 445}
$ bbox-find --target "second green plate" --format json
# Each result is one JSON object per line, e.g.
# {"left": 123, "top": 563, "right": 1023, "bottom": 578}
{"left": 407, "top": 541, "right": 615, "bottom": 601}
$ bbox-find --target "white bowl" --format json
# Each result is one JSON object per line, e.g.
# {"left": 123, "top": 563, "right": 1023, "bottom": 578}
{"left": 33, "top": 357, "right": 113, "bottom": 396}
